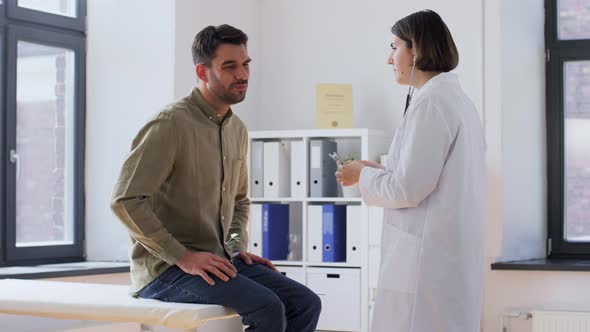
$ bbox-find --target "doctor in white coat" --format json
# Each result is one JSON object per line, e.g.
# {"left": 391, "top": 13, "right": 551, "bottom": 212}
{"left": 337, "top": 10, "right": 485, "bottom": 332}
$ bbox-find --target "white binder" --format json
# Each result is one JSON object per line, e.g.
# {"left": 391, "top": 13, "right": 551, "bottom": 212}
{"left": 249, "top": 204, "right": 262, "bottom": 256}
{"left": 290, "top": 140, "right": 306, "bottom": 198}
{"left": 346, "top": 205, "right": 362, "bottom": 265}
{"left": 307, "top": 205, "right": 323, "bottom": 262}
{"left": 250, "top": 141, "right": 264, "bottom": 197}
{"left": 263, "top": 142, "right": 291, "bottom": 197}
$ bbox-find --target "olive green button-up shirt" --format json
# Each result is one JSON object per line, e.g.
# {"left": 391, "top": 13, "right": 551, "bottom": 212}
{"left": 111, "top": 88, "right": 250, "bottom": 294}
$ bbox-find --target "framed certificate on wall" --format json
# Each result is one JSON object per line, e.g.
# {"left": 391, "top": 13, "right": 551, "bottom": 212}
{"left": 316, "top": 83, "right": 353, "bottom": 129}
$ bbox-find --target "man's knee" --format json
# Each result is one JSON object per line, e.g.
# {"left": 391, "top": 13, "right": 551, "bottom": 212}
{"left": 264, "top": 295, "right": 287, "bottom": 320}
{"left": 309, "top": 290, "right": 322, "bottom": 315}
{"left": 303, "top": 288, "right": 322, "bottom": 319}
{"left": 248, "top": 293, "right": 287, "bottom": 331}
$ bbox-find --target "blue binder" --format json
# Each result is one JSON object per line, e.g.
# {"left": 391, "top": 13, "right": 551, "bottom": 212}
{"left": 262, "top": 204, "right": 290, "bottom": 260}
{"left": 322, "top": 204, "right": 347, "bottom": 262}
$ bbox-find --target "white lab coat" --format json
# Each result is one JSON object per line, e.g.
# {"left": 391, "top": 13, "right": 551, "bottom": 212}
{"left": 359, "top": 73, "right": 485, "bottom": 332}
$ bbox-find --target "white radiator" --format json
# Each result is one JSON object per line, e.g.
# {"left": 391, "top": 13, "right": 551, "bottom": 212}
{"left": 532, "top": 311, "right": 590, "bottom": 332}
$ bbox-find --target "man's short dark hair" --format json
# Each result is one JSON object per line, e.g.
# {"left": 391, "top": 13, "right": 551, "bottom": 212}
{"left": 391, "top": 10, "right": 458, "bottom": 72}
{"left": 192, "top": 24, "right": 248, "bottom": 66}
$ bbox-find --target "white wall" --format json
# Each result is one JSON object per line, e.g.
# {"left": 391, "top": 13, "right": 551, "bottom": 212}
{"left": 174, "top": 0, "right": 261, "bottom": 128}
{"left": 86, "top": 0, "right": 484, "bottom": 261}
{"left": 256, "top": 0, "right": 483, "bottom": 131}
{"left": 85, "top": 0, "right": 176, "bottom": 261}
{"left": 485, "top": 271, "right": 590, "bottom": 331}
{"left": 82, "top": 1, "right": 590, "bottom": 332}
{"left": 498, "top": 0, "right": 547, "bottom": 262}
{"left": 481, "top": 0, "right": 590, "bottom": 331}
{"left": 86, "top": 0, "right": 261, "bottom": 261}
{"left": 483, "top": 0, "right": 546, "bottom": 274}
{"left": 84, "top": 2, "right": 256, "bottom": 325}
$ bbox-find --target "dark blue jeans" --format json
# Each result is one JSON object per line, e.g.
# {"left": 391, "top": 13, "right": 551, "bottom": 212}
{"left": 138, "top": 259, "right": 321, "bottom": 332}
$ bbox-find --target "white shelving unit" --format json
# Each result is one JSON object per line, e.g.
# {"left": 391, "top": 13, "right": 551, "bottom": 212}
{"left": 247, "top": 129, "right": 391, "bottom": 332}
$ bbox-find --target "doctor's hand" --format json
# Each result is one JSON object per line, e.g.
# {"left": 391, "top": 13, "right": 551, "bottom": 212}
{"left": 336, "top": 160, "right": 366, "bottom": 186}
{"left": 176, "top": 250, "right": 237, "bottom": 286}
{"left": 235, "top": 251, "right": 279, "bottom": 272}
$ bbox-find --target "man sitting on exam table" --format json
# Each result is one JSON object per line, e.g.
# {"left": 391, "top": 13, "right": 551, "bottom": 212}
{"left": 111, "top": 24, "right": 321, "bottom": 332}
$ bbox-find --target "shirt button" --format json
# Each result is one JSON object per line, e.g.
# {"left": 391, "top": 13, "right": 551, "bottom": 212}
{"left": 209, "top": 116, "right": 213, "bottom": 120}
{"left": 221, "top": 216, "right": 225, "bottom": 220}
{"left": 223, "top": 156, "right": 226, "bottom": 160}
{"left": 222, "top": 186, "right": 226, "bottom": 191}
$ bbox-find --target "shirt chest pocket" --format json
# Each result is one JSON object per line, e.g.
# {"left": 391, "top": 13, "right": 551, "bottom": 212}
{"left": 228, "top": 159, "right": 243, "bottom": 194}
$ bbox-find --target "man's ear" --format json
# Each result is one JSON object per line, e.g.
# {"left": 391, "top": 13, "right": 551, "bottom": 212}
{"left": 196, "top": 63, "right": 208, "bottom": 82}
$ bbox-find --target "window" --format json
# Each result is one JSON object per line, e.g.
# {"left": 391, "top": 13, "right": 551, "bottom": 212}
{"left": 6, "top": 0, "right": 85, "bottom": 31}
{"left": 17, "top": 0, "right": 77, "bottom": 18}
{"left": 546, "top": 0, "right": 590, "bottom": 257}
{"left": 0, "top": 0, "right": 86, "bottom": 266}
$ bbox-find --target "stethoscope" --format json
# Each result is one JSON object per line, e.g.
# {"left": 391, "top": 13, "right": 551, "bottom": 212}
{"left": 403, "top": 57, "right": 417, "bottom": 116}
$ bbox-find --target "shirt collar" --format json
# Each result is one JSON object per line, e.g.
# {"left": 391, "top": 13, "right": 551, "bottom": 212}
{"left": 191, "top": 87, "right": 233, "bottom": 125}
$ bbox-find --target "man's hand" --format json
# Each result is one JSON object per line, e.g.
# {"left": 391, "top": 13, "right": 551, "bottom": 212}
{"left": 176, "top": 251, "right": 237, "bottom": 286}
{"left": 235, "top": 252, "right": 279, "bottom": 272}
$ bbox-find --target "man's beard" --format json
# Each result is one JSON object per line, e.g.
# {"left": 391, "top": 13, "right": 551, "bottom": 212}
{"left": 210, "top": 75, "right": 248, "bottom": 105}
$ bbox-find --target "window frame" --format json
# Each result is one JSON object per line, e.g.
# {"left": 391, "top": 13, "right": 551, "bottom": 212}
{"left": 0, "top": 24, "right": 5, "bottom": 266}
{"left": 546, "top": 0, "right": 590, "bottom": 258}
{"left": 0, "top": 3, "right": 5, "bottom": 20}
{"left": 0, "top": 0, "right": 86, "bottom": 267}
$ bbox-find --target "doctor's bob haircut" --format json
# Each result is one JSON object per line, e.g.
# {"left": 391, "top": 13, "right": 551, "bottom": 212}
{"left": 192, "top": 24, "right": 248, "bottom": 66}
{"left": 391, "top": 9, "right": 458, "bottom": 72}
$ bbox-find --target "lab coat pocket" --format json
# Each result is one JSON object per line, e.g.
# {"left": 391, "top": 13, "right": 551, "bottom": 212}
{"left": 378, "top": 222, "right": 420, "bottom": 293}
